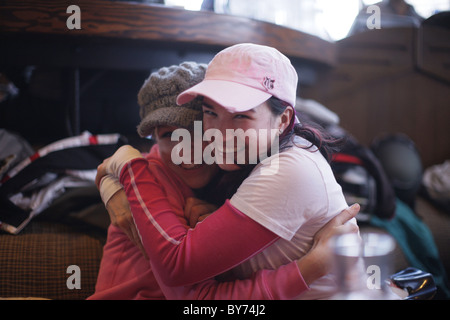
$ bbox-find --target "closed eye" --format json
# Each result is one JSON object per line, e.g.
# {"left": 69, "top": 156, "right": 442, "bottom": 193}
{"left": 203, "top": 109, "right": 217, "bottom": 117}
{"left": 202, "top": 103, "right": 217, "bottom": 117}
{"left": 233, "top": 114, "right": 251, "bottom": 120}
{"left": 160, "top": 131, "right": 174, "bottom": 139}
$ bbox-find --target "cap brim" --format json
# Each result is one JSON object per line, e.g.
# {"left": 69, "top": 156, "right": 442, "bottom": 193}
{"left": 137, "top": 107, "right": 202, "bottom": 137}
{"left": 177, "top": 79, "right": 271, "bottom": 113}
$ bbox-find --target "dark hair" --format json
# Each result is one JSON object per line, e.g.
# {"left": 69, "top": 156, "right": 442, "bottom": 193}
{"left": 267, "top": 96, "right": 343, "bottom": 162}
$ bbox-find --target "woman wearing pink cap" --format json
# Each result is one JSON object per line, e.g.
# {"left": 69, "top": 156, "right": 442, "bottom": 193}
{"left": 97, "top": 44, "right": 359, "bottom": 300}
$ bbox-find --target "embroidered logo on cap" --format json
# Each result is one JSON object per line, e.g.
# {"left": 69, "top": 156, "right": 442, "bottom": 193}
{"left": 262, "top": 77, "right": 275, "bottom": 91}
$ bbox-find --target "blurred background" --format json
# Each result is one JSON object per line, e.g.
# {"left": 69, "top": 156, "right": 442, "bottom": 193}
{"left": 0, "top": 0, "right": 449, "bottom": 300}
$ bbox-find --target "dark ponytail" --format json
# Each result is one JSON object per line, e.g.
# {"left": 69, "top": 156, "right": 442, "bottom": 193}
{"left": 267, "top": 96, "right": 343, "bottom": 162}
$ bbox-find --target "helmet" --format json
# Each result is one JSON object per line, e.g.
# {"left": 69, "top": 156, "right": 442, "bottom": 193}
{"left": 371, "top": 133, "right": 423, "bottom": 209}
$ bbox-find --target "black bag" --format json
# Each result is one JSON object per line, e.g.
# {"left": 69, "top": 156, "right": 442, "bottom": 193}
{"left": 0, "top": 131, "right": 125, "bottom": 234}
{"left": 330, "top": 127, "right": 396, "bottom": 221}
{"left": 371, "top": 133, "right": 423, "bottom": 210}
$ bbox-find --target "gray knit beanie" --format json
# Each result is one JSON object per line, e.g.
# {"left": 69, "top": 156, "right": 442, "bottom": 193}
{"left": 137, "top": 62, "right": 207, "bottom": 137}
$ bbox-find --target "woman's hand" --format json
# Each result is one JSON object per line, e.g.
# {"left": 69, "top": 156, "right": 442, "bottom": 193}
{"left": 106, "top": 189, "right": 148, "bottom": 259}
{"left": 297, "top": 204, "right": 360, "bottom": 285}
{"left": 184, "top": 197, "right": 219, "bottom": 228}
{"left": 95, "top": 145, "right": 144, "bottom": 187}
{"left": 95, "top": 146, "right": 146, "bottom": 258}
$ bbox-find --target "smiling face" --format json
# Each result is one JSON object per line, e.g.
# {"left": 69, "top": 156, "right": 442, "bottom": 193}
{"left": 201, "top": 97, "right": 293, "bottom": 171}
{"left": 155, "top": 125, "right": 219, "bottom": 189}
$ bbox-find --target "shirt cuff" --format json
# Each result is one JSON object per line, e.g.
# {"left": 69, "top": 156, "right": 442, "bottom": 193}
{"left": 106, "top": 145, "right": 144, "bottom": 178}
{"left": 99, "top": 175, "right": 123, "bottom": 205}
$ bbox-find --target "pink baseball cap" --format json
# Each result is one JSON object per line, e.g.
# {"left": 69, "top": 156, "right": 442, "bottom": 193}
{"left": 176, "top": 43, "right": 298, "bottom": 112}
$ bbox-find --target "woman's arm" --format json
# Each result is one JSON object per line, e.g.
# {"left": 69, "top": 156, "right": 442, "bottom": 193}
{"left": 100, "top": 175, "right": 308, "bottom": 299}
{"left": 99, "top": 167, "right": 359, "bottom": 299}
{"left": 159, "top": 204, "right": 359, "bottom": 300}
{"left": 99, "top": 145, "right": 359, "bottom": 288}
{"left": 99, "top": 175, "right": 147, "bottom": 258}
{"left": 156, "top": 260, "right": 307, "bottom": 300}
{"left": 98, "top": 146, "right": 279, "bottom": 287}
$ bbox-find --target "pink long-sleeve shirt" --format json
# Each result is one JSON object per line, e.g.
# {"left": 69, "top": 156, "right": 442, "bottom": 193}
{"left": 89, "top": 145, "right": 308, "bottom": 300}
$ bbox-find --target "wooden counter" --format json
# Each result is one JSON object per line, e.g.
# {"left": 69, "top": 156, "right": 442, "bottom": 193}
{"left": 0, "top": 0, "right": 336, "bottom": 72}
{"left": 0, "top": 0, "right": 336, "bottom": 138}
